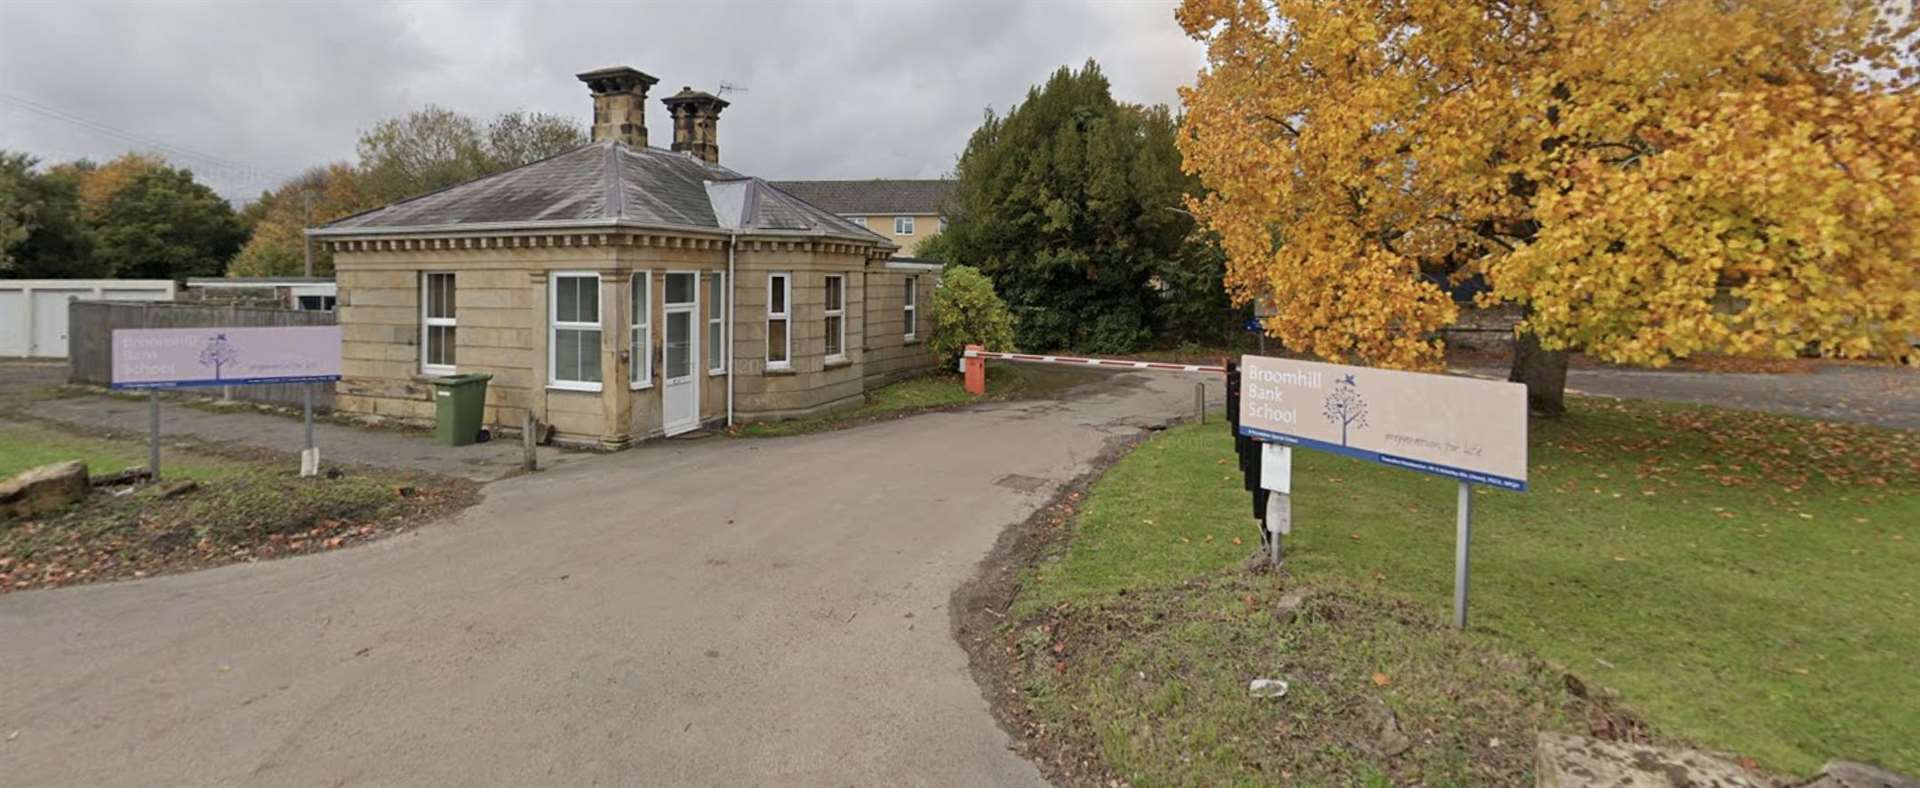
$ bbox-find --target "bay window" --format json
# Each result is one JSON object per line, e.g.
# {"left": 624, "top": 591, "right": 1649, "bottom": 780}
{"left": 549, "top": 272, "right": 602, "bottom": 390}
{"left": 824, "top": 274, "right": 846, "bottom": 361}
{"left": 708, "top": 272, "right": 726, "bottom": 374}
{"left": 630, "top": 271, "right": 651, "bottom": 388}
{"left": 767, "top": 272, "right": 791, "bottom": 368}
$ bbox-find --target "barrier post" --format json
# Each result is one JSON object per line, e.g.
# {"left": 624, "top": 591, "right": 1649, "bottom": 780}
{"left": 963, "top": 345, "right": 986, "bottom": 396}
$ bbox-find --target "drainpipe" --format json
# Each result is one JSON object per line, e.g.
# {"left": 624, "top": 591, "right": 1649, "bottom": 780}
{"left": 726, "top": 231, "right": 737, "bottom": 428}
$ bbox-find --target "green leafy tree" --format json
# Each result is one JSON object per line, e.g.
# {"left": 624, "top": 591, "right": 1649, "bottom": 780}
{"left": 354, "top": 105, "right": 488, "bottom": 205}
{"left": 929, "top": 265, "right": 1018, "bottom": 363}
{"left": 93, "top": 164, "right": 246, "bottom": 279}
{"left": 354, "top": 106, "right": 585, "bottom": 205}
{"left": 0, "top": 152, "right": 101, "bottom": 278}
{"left": 231, "top": 107, "right": 587, "bottom": 275}
{"left": 936, "top": 61, "right": 1219, "bottom": 354}
{"left": 0, "top": 153, "right": 33, "bottom": 272}
{"left": 1152, "top": 230, "right": 1237, "bottom": 345}
{"left": 484, "top": 111, "right": 589, "bottom": 170}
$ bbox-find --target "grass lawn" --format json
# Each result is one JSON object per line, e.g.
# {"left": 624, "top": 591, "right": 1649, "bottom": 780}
{"left": 1008, "top": 397, "right": 1918, "bottom": 782}
{"left": 734, "top": 361, "right": 1100, "bottom": 438}
{"left": 0, "top": 421, "right": 252, "bottom": 481}
{"left": 1, "top": 421, "right": 473, "bottom": 592}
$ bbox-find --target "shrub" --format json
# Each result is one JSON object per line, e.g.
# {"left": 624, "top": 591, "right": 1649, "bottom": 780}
{"left": 929, "top": 265, "right": 1017, "bottom": 363}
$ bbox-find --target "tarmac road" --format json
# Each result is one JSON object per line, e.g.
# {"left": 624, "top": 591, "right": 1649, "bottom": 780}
{"left": 0, "top": 369, "right": 1210, "bottom": 787}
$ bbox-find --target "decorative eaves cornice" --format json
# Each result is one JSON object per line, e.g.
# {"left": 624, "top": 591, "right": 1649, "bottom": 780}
{"left": 318, "top": 230, "right": 887, "bottom": 259}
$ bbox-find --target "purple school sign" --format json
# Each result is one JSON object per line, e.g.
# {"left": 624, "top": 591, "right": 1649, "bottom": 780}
{"left": 111, "top": 326, "right": 342, "bottom": 389}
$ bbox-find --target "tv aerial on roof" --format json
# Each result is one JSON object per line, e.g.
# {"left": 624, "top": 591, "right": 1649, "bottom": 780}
{"left": 718, "top": 81, "right": 748, "bottom": 95}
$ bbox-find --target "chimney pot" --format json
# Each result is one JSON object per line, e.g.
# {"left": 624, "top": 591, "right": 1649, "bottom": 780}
{"left": 576, "top": 66, "right": 659, "bottom": 147}
{"left": 662, "top": 86, "right": 730, "bottom": 165}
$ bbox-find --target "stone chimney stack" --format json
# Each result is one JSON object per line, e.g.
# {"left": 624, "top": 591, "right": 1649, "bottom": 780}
{"left": 661, "top": 87, "right": 730, "bottom": 164}
{"left": 576, "top": 66, "right": 659, "bottom": 147}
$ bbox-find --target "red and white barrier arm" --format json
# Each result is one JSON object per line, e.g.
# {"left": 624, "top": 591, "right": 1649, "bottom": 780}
{"left": 961, "top": 348, "right": 1226, "bottom": 375}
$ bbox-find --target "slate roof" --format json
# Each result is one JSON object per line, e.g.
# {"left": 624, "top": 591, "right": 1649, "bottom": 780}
{"left": 766, "top": 179, "right": 956, "bottom": 216}
{"left": 314, "top": 141, "right": 885, "bottom": 245}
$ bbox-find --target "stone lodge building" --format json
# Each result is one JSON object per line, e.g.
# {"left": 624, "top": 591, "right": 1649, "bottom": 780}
{"left": 310, "top": 66, "right": 941, "bottom": 448}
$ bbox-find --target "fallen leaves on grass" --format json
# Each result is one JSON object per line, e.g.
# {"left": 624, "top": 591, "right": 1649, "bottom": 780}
{"left": 1, "top": 471, "right": 475, "bottom": 593}
{"left": 1562, "top": 401, "right": 1920, "bottom": 498}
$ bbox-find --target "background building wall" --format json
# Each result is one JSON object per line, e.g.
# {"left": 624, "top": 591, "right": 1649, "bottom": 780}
{"left": 843, "top": 214, "right": 941, "bottom": 257}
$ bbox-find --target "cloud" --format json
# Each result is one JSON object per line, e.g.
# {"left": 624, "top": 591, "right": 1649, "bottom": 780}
{"left": 0, "top": 0, "right": 1203, "bottom": 202}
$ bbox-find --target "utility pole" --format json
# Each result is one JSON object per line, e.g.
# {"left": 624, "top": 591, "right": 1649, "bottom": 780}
{"left": 302, "top": 190, "right": 315, "bottom": 277}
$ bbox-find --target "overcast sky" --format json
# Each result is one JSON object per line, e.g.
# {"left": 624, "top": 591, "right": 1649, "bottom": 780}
{"left": 0, "top": 0, "right": 1205, "bottom": 203}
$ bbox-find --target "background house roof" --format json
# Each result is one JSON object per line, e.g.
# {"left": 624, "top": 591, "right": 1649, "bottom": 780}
{"left": 316, "top": 141, "right": 885, "bottom": 244}
{"left": 767, "top": 179, "right": 957, "bottom": 216}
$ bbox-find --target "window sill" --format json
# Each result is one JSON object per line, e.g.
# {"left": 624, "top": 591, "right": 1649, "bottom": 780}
{"left": 764, "top": 365, "right": 797, "bottom": 377}
{"left": 419, "top": 367, "right": 456, "bottom": 379}
{"left": 824, "top": 357, "right": 853, "bottom": 369}
{"left": 630, "top": 381, "right": 654, "bottom": 391}
{"left": 903, "top": 337, "right": 920, "bottom": 346}
{"left": 547, "top": 383, "right": 604, "bottom": 394}
{"left": 708, "top": 369, "right": 727, "bottom": 378}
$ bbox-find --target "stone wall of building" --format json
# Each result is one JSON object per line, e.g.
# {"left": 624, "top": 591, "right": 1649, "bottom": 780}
{"left": 333, "top": 248, "right": 595, "bottom": 438}
{"left": 332, "top": 236, "right": 904, "bottom": 447}
{"left": 861, "top": 266, "right": 940, "bottom": 387}
{"left": 726, "top": 244, "right": 870, "bottom": 420}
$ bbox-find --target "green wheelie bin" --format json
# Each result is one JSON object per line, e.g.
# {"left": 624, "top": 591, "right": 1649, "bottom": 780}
{"left": 431, "top": 373, "right": 493, "bottom": 446}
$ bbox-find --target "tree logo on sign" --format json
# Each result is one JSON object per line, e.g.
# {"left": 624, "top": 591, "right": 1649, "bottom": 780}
{"left": 199, "top": 333, "right": 240, "bottom": 381}
{"left": 1324, "top": 373, "right": 1368, "bottom": 445}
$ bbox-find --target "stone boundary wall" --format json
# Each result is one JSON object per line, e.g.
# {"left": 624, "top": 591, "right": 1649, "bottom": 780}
{"left": 1440, "top": 303, "right": 1522, "bottom": 352}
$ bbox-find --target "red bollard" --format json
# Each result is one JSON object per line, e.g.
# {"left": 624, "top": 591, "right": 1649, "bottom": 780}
{"left": 963, "top": 344, "right": 986, "bottom": 396}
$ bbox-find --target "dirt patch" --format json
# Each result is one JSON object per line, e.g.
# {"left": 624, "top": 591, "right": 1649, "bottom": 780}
{"left": 950, "top": 426, "right": 1152, "bottom": 784}
{"left": 2, "top": 468, "right": 476, "bottom": 593}
{"left": 0, "top": 423, "right": 479, "bottom": 593}
{"left": 952, "top": 415, "right": 1675, "bottom": 786}
{"left": 1004, "top": 578, "right": 1661, "bottom": 786}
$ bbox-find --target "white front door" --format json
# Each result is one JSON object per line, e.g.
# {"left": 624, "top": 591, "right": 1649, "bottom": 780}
{"left": 662, "top": 271, "right": 701, "bottom": 435}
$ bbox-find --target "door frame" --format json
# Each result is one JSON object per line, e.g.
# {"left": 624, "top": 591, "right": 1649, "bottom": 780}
{"left": 661, "top": 270, "right": 701, "bottom": 436}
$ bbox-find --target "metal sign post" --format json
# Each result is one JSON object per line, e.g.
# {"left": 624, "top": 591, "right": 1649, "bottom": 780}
{"left": 1234, "top": 354, "right": 1527, "bottom": 631}
{"left": 1455, "top": 480, "right": 1472, "bottom": 629}
{"left": 1261, "top": 443, "right": 1292, "bottom": 566}
{"left": 299, "top": 382, "right": 319, "bottom": 477}
{"left": 112, "top": 326, "right": 342, "bottom": 480}
{"left": 148, "top": 391, "right": 161, "bottom": 481}
{"left": 1265, "top": 491, "right": 1290, "bottom": 565}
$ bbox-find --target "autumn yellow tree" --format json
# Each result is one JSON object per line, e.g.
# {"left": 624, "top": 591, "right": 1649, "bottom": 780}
{"left": 66, "top": 152, "right": 168, "bottom": 220}
{"left": 1177, "top": 0, "right": 1920, "bottom": 413}
{"left": 229, "top": 163, "right": 366, "bottom": 277}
